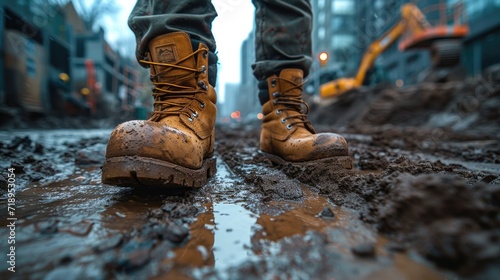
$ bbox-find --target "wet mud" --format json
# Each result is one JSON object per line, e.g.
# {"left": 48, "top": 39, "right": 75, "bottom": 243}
{"left": 0, "top": 80, "right": 499, "bottom": 279}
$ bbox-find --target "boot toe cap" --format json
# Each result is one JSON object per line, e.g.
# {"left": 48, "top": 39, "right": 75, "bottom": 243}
{"left": 105, "top": 120, "right": 204, "bottom": 169}
{"left": 310, "top": 133, "right": 349, "bottom": 158}
{"left": 266, "top": 132, "right": 349, "bottom": 162}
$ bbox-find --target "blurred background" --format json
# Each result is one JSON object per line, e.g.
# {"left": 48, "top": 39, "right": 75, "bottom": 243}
{"left": 0, "top": 0, "right": 499, "bottom": 128}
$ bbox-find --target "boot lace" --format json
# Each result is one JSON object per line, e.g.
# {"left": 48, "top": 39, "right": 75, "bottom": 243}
{"left": 140, "top": 48, "right": 208, "bottom": 122}
{"left": 272, "top": 77, "right": 312, "bottom": 129}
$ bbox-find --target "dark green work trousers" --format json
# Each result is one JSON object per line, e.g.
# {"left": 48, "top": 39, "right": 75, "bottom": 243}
{"left": 128, "top": 0, "right": 313, "bottom": 82}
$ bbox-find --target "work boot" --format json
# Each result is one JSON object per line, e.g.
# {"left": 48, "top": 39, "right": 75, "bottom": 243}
{"left": 102, "top": 32, "right": 217, "bottom": 188}
{"left": 260, "top": 69, "right": 352, "bottom": 168}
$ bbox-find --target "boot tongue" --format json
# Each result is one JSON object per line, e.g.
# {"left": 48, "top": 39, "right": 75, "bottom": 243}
{"left": 279, "top": 69, "right": 304, "bottom": 97}
{"left": 148, "top": 32, "right": 197, "bottom": 88}
{"left": 277, "top": 69, "right": 315, "bottom": 133}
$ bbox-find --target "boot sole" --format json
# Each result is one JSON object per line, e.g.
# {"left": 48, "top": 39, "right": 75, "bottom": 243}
{"left": 259, "top": 151, "right": 353, "bottom": 170}
{"left": 101, "top": 156, "right": 217, "bottom": 188}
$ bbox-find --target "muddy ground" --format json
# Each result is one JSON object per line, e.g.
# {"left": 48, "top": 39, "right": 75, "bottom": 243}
{"left": 1, "top": 80, "right": 500, "bottom": 279}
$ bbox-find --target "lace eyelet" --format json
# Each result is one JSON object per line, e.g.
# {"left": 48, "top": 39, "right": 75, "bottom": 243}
{"left": 286, "top": 124, "right": 293, "bottom": 130}
{"left": 272, "top": 92, "right": 280, "bottom": 97}
{"left": 281, "top": 118, "right": 287, "bottom": 124}
{"left": 188, "top": 117, "right": 194, "bottom": 122}
{"left": 271, "top": 79, "right": 276, "bottom": 87}
{"left": 193, "top": 112, "right": 198, "bottom": 118}
{"left": 276, "top": 110, "right": 281, "bottom": 115}
{"left": 201, "top": 65, "right": 206, "bottom": 73}
{"left": 200, "top": 102, "right": 205, "bottom": 109}
{"left": 197, "top": 81, "right": 208, "bottom": 90}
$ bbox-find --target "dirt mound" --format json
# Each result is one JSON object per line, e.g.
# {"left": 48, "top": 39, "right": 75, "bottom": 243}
{"left": 308, "top": 79, "right": 500, "bottom": 138}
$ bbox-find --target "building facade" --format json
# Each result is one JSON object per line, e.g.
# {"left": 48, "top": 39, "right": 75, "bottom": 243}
{"left": 0, "top": 0, "right": 146, "bottom": 119}
{"left": 1, "top": 1, "right": 73, "bottom": 114}
{"left": 221, "top": 28, "right": 260, "bottom": 123}
{"left": 311, "top": 0, "right": 357, "bottom": 73}
{"left": 452, "top": 0, "right": 500, "bottom": 76}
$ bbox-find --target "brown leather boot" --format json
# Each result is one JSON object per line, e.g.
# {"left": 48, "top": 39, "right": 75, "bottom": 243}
{"left": 102, "top": 32, "right": 217, "bottom": 187}
{"left": 260, "top": 69, "right": 352, "bottom": 168}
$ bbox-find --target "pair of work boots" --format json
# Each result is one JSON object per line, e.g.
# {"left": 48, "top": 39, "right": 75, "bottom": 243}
{"left": 102, "top": 32, "right": 350, "bottom": 188}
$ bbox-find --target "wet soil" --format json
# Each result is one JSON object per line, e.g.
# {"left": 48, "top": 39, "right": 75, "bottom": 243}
{"left": 0, "top": 80, "right": 499, "bottom": 279}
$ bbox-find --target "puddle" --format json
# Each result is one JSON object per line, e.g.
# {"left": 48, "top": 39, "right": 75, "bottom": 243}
{"left": 212, "top": 203, "right": 256, "bottom": 269}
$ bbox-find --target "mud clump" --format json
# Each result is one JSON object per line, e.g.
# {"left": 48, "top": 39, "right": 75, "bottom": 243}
{"left": 351, "top": 243, "right": 376, "bottom": 258}
{"left": 101, "top": 201, "right": 201, "bottom": 275}
{"left": 376, "top": 174, "right": 500, "bottom": 274}
{"left": 75, "top": 143, "right": 107, "bottom": 166}
{"left": 318, "top": 207, "right": 335, "bottom": 219}
{"left": 0, "top": 175, "right": 7, "bottom": 195}
{"left": 246, "top": 171, "right": 304, "bottom": 201}
{"left": 358, "top": 152, "right": 389, "bottom": 170}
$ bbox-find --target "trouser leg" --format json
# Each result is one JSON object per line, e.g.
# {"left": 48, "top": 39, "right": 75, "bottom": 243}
{"left": 252, "top": 0, "right": 313, "bottom": 82}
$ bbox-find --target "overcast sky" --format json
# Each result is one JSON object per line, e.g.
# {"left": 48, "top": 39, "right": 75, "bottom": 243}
{"left": 94, "top": 0, "right": 255, "bottom": 102}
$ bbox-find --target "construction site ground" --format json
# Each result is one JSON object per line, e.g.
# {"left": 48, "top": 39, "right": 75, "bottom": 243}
{"left": 0, "top": 79, "right": 499, "bottom": 279}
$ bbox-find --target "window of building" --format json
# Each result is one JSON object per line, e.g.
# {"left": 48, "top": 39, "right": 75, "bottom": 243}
{"left": 76, "top": 38, "right": 85, "bottom": 58}
{"left": 318, "top": 27, "right": 326, "bottom": 39}
{"left": 4, "top": 8, "right": 43, "bottom": 44}
{"left": 332, "top": 0, "right": 354, "bottom": 15}
{"left": 331, "top": 34, "right": 354, "bottom": 49}
{"left": 406, "top": 53, "right": 420, "bottom": 65}
{"left": 318, "top": 12, "right": 325, "bottom": 24}
{"left": 332, "top": 16, "right": 352, "bottom": 32}
{"left": 105, "top": 55, "right": 114, "bottom": 67}
{"left": 49, "top": 38, "right": 70, "bottom": 72}
{"left": 106, "top": 71, "right": 113, "bottom": 92}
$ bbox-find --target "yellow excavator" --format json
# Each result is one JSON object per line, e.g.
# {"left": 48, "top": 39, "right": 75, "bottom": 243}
{"left": 320, "top": 2, "right": 469, "bottom": 98}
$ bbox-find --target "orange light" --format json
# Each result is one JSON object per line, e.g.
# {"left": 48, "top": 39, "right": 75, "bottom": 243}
{"left": 59, "top": 73, "right": 70, "bottom": 82}
{"left": 319, "top": 52, "right": 328, "bottom": 61}
{"left": 230, "top": 111, "right": 241, "bottom": 119}
{"left": 80, "top": 87, "right": 90, "bottom": 96}
{"left": 319, "top": 52, "right": 328, "bottom": 67}
{"left": 257, "top": 113, "right": 264, "bottom": 120}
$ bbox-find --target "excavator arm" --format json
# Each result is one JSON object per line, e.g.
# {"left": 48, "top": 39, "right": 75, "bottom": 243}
{"left": 320, "top": 3, "right": 433, "bottom": 98}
